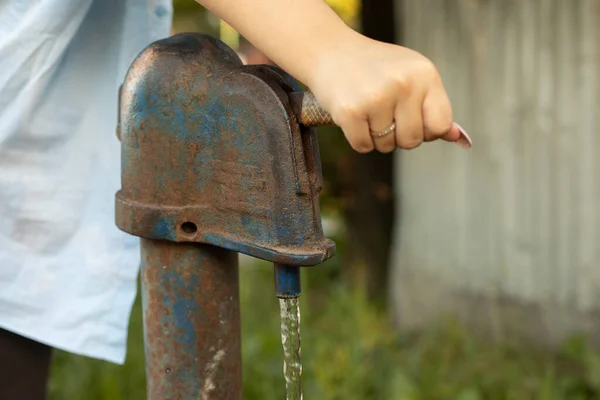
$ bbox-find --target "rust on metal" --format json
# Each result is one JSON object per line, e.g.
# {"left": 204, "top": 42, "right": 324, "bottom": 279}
{"left": 116, "top": 33, "right": 337, "bottom": 398}
{"left": 116, "top": 33, "right": 335, "bottom": 267}
{"left": 141, "top": 239, "right": 242, "bottom": 400}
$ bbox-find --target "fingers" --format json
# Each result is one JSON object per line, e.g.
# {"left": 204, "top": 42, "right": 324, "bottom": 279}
{"left": 333, "top": 107, "right": 374, "bottom": 153}
{"left": 422, "top": 84, "right": 455, "bottom": 142}
{"left": 326, "top": 73, "right": 466, "bottom": 153}
{"left": 368, "top": 99, "right": 396, "bottom": 153}
{"left": 394, "top": 93, "right": 424, "bottom": 150}
{"left": 335, "top": 92, "right": 431, "bottom": 152}
{"left": 422, "top": 85, "right": 473, "bottom": 148}
{"left": 454, "top": 122, "right": 473, "bottom": 149}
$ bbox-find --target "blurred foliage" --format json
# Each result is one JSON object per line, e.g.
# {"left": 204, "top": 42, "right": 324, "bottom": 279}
{"left": 326, "top": 0, "right": 360, "bottom": 27}
{"left": 172, "top": 0, "right": 202, "bottom": 11}
{"left": 171, "top": 0, "right": 360, "bottom": 36}
{"left": 48, "top": 231, "right": 600, "bottom": 399}
{"left": 171, "top": 0, "right": 219, "bottom": 36}
{"left": 173, "top": 0, "right": 359, "bottom": 25}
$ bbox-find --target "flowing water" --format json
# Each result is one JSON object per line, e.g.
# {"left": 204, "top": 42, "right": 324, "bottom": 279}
{"left": 279, "top": 297, "right": 303, "bottom": 400}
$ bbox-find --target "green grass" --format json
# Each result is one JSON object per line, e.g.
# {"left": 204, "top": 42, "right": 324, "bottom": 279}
{"left": 48, "top": 251, "right": 600, "bottom": 400}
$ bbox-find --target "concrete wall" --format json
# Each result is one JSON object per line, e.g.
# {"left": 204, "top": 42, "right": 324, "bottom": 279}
{"left": 391, "top": 0, "right": 600, "bottom": 346}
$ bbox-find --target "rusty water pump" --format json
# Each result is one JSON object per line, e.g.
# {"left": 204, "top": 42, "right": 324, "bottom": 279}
{"left": 116, "top": 33, "right": 336, "bottom": 399}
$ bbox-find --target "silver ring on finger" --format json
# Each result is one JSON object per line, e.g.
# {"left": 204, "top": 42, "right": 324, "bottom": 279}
{"left": 371, "top": 122, "right": 396, "bottom": 138}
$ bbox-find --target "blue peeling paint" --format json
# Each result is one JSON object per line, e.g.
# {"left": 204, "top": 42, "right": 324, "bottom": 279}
{"left": 158, "top": 270, "right": 204, "bottom": 347}
{"left": 171, "top": 295, "right": 199, "bottom": 344}
{"left": 153, "top": 216, "right": 177, "bottom": 240}
{"left": 274, "top": 264, "right": 301, "bottom": 298}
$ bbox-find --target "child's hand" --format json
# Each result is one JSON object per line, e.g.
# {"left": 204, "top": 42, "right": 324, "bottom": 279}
{"left": 307, "top": 35, "right": 471, "bottom": 153}
{"left": 199, "top": 0, "right": 470, "bottom": 152}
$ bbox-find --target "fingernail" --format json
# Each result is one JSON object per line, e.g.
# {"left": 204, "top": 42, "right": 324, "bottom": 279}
{"left": 453, "top": 122, "right": 472, "bottom": 149}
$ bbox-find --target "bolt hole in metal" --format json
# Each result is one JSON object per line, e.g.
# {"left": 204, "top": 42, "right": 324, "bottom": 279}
{"left": 181, "top": 222, "right": 198, "bottom": 234}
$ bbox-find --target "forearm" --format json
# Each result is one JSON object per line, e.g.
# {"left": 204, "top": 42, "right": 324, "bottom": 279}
{"left": 196, "top": 0, "right": 359, "bottom": 86}
{"left": 195, "top": 0, "right": 470, "bottom": 153}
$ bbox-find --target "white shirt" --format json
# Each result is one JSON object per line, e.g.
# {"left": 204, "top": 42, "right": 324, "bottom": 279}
{"left": 0, "top": 0, "right": 172, "bottom": 364}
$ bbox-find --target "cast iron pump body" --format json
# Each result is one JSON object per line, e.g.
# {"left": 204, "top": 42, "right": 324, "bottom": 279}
{"left": 116, "top": 33, "right": 335, "bottom": 399}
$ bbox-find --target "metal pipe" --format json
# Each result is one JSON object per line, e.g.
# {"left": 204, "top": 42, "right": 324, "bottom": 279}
{"left": 140, "top": 238, "right": 242, "bottom": 400}
{"left": 273, "top": 263, "right": 302, "bottom": 298}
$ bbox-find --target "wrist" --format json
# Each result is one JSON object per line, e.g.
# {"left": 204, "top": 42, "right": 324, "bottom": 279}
{"left": 301, "top": 27, "right": 366, "bottom": 90}
{"left": 283, "top": 15, "right": 361, "bottom": 87}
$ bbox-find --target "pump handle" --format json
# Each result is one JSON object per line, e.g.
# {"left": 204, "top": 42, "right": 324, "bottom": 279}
{"left": 288, "top": 92, "right": 334, "bottom": 127}
{"left": 289, "top": 91, "right": 473, "bottom": 149}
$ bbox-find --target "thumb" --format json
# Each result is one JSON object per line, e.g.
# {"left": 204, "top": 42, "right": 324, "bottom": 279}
{"left": 442, "top": 122, "right": 472, "bottom": 149}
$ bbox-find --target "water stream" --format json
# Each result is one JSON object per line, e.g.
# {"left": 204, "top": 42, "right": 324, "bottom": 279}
{"left": 279, "top": 297, "right": 303, "bottom": 400}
